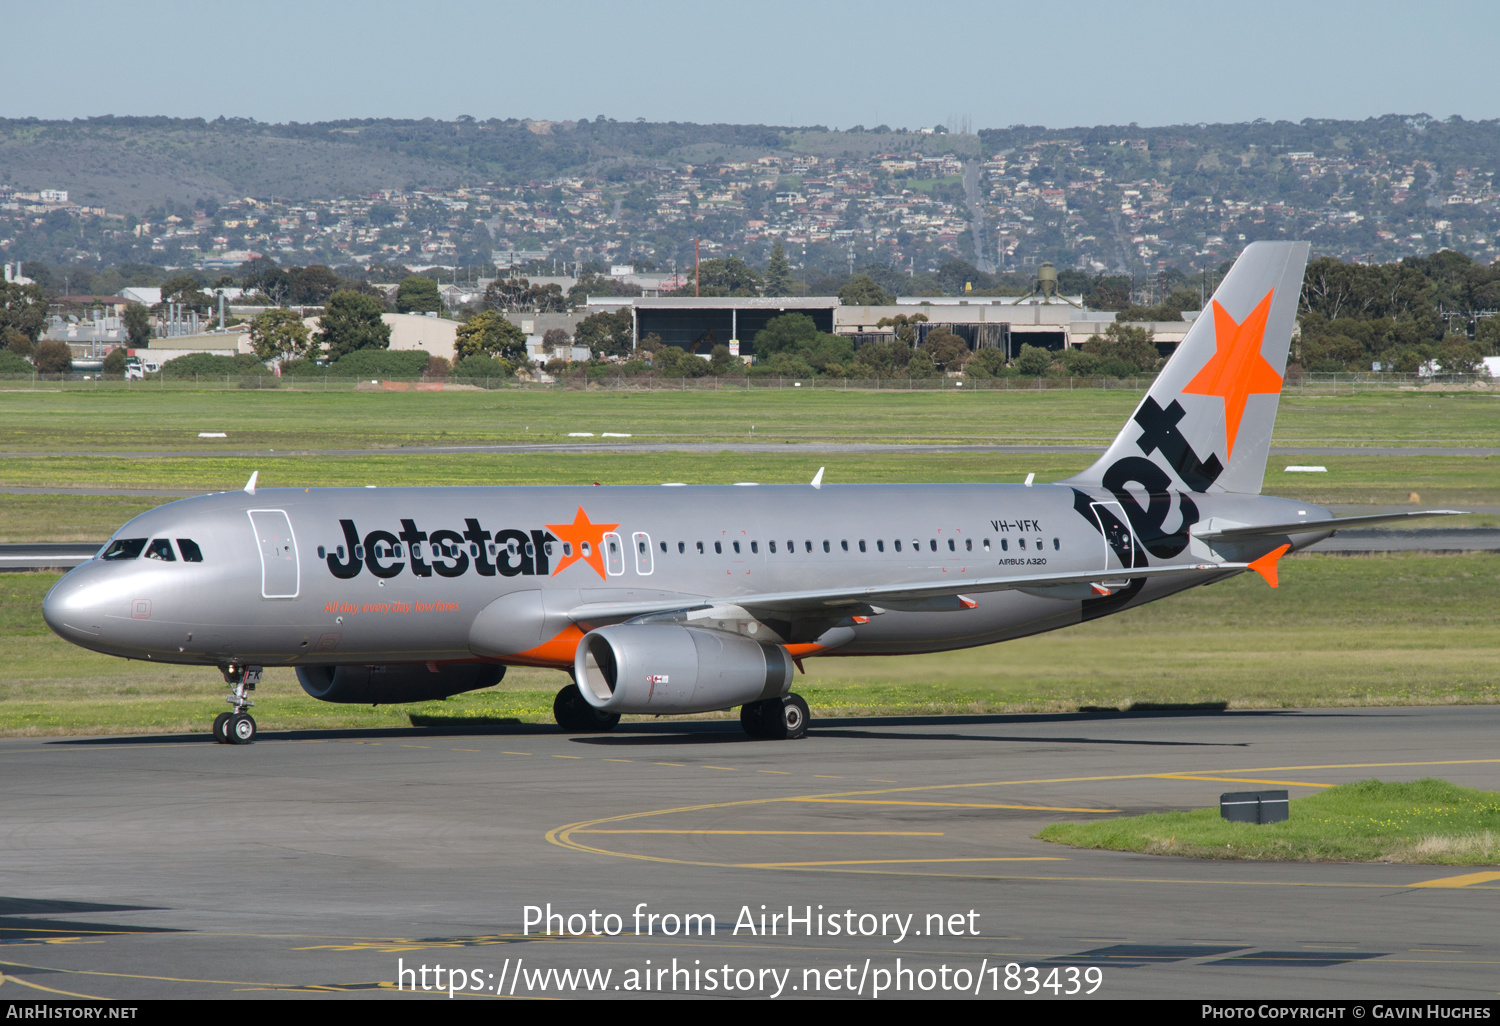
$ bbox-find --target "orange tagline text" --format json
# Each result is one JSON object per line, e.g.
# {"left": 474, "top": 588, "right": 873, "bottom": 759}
{"left": 323, "top": 600, "right": 459, "bottom": 615}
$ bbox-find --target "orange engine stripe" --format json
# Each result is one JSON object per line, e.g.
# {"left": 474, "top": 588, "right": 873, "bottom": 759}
{"left": 505, "top": 635, "right": 837, "bottom": 671}
{"left": 502, "top": 624, "right": 587, "bottom": 670}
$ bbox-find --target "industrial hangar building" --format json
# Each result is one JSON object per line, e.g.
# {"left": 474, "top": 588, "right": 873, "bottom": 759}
{"left": 624, "top": 296, "right": 835, "bottom": 353}
{"left": 584, "top": 295, "right": 1191, "bottom": 359}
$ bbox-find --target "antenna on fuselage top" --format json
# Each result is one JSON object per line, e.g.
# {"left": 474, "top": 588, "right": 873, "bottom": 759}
{"left": 811, "top": 467, "right": 825, "bottom": 490}
{"left": 244, "top": 471, "right": 258, "bottom": 495}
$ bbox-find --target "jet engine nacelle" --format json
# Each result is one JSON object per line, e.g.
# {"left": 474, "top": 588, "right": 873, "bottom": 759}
{"left": 295, "top": 663, "right": 505, "bottom": 705}
{"left": 574, "top": 624, "right": 793, "bottom": 715}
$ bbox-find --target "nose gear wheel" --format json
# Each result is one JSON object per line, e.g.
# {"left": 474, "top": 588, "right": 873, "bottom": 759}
{"left": 213, "top": 664, "right": 261, "bottom": 745}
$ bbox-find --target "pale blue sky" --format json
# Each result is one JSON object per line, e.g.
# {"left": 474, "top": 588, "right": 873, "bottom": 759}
{"left": 9, "top": 0, "right": 1497, "bottom": 128}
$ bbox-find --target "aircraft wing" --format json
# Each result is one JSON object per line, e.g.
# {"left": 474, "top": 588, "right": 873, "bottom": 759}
{"left": 565, "top": 561, "right": 1246, "bottom": 624}
{"left": 1192, "top": 509, "right": 1466, "bottom": 541}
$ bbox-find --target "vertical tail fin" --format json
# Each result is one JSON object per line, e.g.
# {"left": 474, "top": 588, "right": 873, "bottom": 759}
{"left": 1065, "top": 241, "right": 1310, "bottom": 496}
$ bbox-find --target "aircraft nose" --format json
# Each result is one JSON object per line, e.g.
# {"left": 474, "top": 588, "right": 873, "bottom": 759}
{"left": 43, "top": 569, "right": 105, "bottom": 640}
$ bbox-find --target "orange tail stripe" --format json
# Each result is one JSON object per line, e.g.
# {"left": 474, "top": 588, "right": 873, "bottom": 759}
{"left": 1248, "top": 543, "right": 1291, "bottom": 588}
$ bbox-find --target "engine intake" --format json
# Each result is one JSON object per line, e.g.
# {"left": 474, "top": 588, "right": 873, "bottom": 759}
{"left": 574, "top": 624, "right": 793, "bottom": 715}
{"left": 296, "top": 663, "right": 504, "bottom": 705}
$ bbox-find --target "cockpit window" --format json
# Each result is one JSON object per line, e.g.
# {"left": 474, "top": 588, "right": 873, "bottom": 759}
{"left": 144, "top": 538, "right": 176, "bottom": 561}
{"left": 101, "top": 538, "right": 147, "bottom": 561}
{"left": 177, "top": 539, "right": 203, "bottom": 563}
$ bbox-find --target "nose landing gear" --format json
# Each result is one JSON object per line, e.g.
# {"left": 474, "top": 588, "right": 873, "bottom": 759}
{"left": 213, "top": 664, "right": 261, "bottom": 744}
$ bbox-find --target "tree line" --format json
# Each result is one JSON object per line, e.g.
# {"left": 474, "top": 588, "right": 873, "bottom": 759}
{"left": 5, "top": 247, "right": 1499, "bottom": 379}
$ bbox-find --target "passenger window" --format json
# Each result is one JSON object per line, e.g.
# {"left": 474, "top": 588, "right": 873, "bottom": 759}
{"left": 859, "top": 540, "right": 867, "bottom": 552}
{"left": 336, "top": 545, "right": 345, "bottom": 560}
{"left": 1053, "top": 538, "right": 1060, "bottom": 550}
{"left": 750, "top": 541, "right": 758, "bottom": 554}
{"left": 660, "top": 541, "right": 668, "bottom": 553}
{"left": 822, "top": 540, "right": 830, "bottom": 553}
{"left": 929, "top": 539, "right": 937, "bottom": 552}
{"left": 769, "top": 540, "right": 776, "bottom": 553}
{"left": 470, "top": 543, "right": 479, "bottom": 558}
{"left": 317, "top": 545, "right": 326, "bottom": 559}
{"left": 841, "top": 540, "right": 848, "bottom": 551}
{"left": 999, "top": 538, "right": 1006, "bottom": 551}
{"left": 948, "top": 539, "right": 956, "bottom": 551}
{"left": 102, "top": 538, "right": 146, "bottom": 561}
{"left": 965, "top": 539, "right": 972, "bottom": 551}
{"left": 877, "top": 540, "right": 884, "bottom": 552}
{"left": 580, "top": 542, "right": 589, "bottom": 556}
{"left": 697, "top": 541, "right": 704, "bottom": 554}
{"left": 715, "top": 541, "right": 722, "bottom": 554}
{"left": 144, "top": 538, "right": 176, "bottom": 561}
{"left": 544, "top": 542, "right": 554, "bottom": 556}
{"left": 1037, "top": 539, "right": 1044, "bottom": 551}
{"left": 677, "top": 541, "right": 684, "bottom": 554}
{"left": 733, "top": 541, "right": 741, "bottom": 554}
{"left": 804, "top": 540, "right": 812, "bottom": 553}
{"left": 354, "top": 544, "right": 365, "bottom": 560}
{"left": 894, "top": 539, "right": 902, "bottom": 552}
{"left": 787, "top": 540, "right": 794, "bottom": 552}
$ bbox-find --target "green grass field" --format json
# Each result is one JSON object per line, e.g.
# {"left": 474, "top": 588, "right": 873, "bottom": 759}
{"left": 0, "top": 451, "right": 1493, "bottom": 542}
{"left": 4, "top": 552, "right": 1496, "bottom": 737}
{"left": 1, "top": 388, "right": 1495, "bottom": 542}
{"left": 1037, "top": 779, "right": 1500, "bottom": 865}
{"left": 3, "top": 388, "right": 1500, "bottom": 452}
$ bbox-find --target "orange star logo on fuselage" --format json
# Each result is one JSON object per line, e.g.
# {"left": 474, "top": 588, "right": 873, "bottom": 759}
{"left": 1182, "top": 288, "right": 1283, "bottom": 460}
{"left": 545, "top": 506, "right": 620, "bottom": 579}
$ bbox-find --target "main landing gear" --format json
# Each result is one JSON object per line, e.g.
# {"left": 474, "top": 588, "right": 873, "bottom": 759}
{"left": 553, "top": 684, "right": 621, "bottom": 733}
{"left": 741, "top": 693, "right": 810, "bottom": 741}
{"left": 213, "top": 664, "right": 261, "bottom": 744}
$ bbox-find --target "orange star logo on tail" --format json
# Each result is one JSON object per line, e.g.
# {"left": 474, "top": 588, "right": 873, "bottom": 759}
{"left": 1182, "top": 289, "right": 1283, "bottom": 459}
{"left": 545, "top": 506, "right": 619, "bottom": 579}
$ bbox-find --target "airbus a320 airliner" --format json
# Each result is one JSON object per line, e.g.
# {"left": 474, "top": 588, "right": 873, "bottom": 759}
{"left": 42, "top": 242, "right": 1460, "bottom": 743}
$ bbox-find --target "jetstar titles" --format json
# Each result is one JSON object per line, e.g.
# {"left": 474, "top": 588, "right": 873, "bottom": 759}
{"left": 325, "top": 517, "right": 566, "bottom": 580}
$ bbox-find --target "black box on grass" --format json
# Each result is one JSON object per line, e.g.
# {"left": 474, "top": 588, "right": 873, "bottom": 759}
{"left": 1220, "top": 790, "right": 1289, "bottom": 824}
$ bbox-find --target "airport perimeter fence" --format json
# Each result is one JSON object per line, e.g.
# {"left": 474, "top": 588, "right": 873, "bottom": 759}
{"left": 0, "top": 371, "right": 1494, "bottom": 393}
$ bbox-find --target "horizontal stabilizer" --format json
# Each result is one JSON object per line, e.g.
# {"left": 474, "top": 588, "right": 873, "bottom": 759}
{"left": 1192, "top": 509, "right": 1467, "bottom": 541}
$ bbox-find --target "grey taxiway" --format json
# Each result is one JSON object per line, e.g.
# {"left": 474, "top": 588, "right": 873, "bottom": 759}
{"left": 1, "top": 705, "right": 1497, "bottom": 1000}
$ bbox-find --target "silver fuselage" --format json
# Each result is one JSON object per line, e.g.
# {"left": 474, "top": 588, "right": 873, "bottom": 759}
{"left": 42, "top": 482, "right": 1328, "bottom": 672}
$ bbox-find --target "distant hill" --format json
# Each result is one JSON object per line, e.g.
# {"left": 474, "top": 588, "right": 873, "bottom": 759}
{"left": 0, "top": 117, "right": 806, "bottom": 213}
{"left": 6, "top": 114, "right": 1497, "bottom": 217}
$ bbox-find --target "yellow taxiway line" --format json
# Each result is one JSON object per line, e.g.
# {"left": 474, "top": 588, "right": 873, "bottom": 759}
{"left": 1408, "top": 871, "right": 1500, "bottom": 889}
